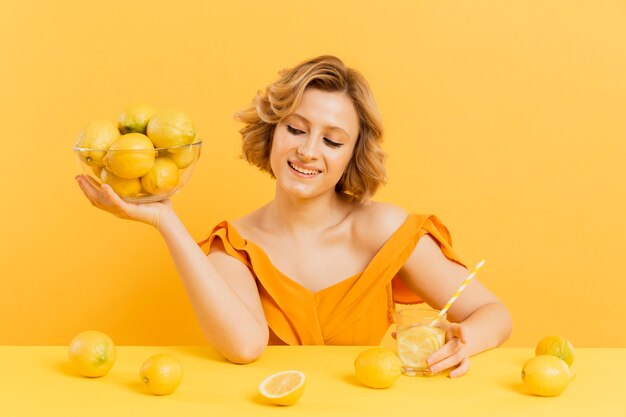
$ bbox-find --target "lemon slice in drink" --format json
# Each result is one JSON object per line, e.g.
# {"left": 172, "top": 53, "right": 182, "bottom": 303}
{"left": 397, "top": 325, "right": 445, "bottom": 369}
{"left": 259, "top": 370, "right": 306, "bottom": 406}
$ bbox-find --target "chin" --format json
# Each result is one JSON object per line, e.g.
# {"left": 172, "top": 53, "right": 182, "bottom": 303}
{"left": 277, "top": 180, "right": 325, "bottom": 200}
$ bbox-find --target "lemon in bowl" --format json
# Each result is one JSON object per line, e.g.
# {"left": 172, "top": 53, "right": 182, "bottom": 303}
{"left": 74, "top": 106, "right": 201, "bottom": 203}
{"left": 74, "top": 132, "right": 202, "bottom": 203}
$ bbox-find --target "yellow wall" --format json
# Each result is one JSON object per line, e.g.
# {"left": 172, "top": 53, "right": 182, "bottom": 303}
{"left": 1, "top": 0, "right": 625, "bottom": 347}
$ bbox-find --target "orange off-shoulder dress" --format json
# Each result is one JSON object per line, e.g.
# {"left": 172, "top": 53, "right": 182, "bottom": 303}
{"left": 197, "top": 214, "right": 465, "bottom": 346}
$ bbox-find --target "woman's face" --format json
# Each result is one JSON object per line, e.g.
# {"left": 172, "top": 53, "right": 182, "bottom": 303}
{"left": 270, "top": 88, "right": 360, "bottom": 201}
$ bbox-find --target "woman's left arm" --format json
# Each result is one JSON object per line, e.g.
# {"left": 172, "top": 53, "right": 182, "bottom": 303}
{"left": 399, "top": 234, "right": 513, "bottom": 377}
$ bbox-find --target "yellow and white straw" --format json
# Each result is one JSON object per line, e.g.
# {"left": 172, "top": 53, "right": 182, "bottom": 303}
{"left": 432, "top": 259, "right": 486, "bottom": 325}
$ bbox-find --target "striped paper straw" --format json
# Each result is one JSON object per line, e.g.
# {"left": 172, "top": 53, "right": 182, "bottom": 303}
{"left": 431, "top": 259, "right": 486, "bottom": 325}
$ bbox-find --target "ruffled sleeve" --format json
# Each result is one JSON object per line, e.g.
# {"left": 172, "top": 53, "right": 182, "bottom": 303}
{"left": 391, "top": 214, "right": 466, "bottom": 304}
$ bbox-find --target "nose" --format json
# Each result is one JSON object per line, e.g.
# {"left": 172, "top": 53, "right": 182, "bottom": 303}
{"left": 296, "top": 137, "right": 320, "bottom": 160}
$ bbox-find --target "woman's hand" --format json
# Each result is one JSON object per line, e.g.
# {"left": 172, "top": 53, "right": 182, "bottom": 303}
{"left": 75, "top": 174, "right": 173, "bottom": 228}
{"left": 426, "top": 323, "right": 471, "bottom": 378}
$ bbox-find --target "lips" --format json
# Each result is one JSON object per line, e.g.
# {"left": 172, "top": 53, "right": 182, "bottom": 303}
{"left": 288, "top": 161, "right": 321, "bottom": 176}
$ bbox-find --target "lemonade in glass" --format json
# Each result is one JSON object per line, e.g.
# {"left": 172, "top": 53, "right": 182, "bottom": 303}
{"left": 396, "top": 308, "right": 447, "bottom": 376}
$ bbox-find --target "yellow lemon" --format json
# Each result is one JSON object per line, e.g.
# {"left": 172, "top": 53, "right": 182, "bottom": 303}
{"left": 118, "top": 103, "right": 157, "bottom": 134}
{"left": 522, "top": 355, "right": 573, "bottom": 397}
{"left": 75, "top": 120, "right": 120, "bottom": 167}
{"left": 141, "top": 157, "right": 179, "bottom": 195}
{"left": 535, "top": 335, "right": 575, "bottom": 367}
{"left": 68, "top": 330, "right": 116, "bottom": 378}
{"left": 167, "top": 144, "right": 200, "bottom": 169}
{"left": 140, "top": 354, "right": 183, "bottom": 395}
{"left": 396, "top": 325, "right": 445, "bottom": 371}
{"left": 91, "top": 165, "right": 104, "bottom": 178}
{"left": 259, "top": 370, "right": 306, "bottom": 406}
{"left": 103, "top": 133, "right": 156, "bottom": 179}
{"left": 354, "top": 347, "right": 402, "bottom": 389}
{"left": 100, "top": 169, "right": 142, "bottom": 199}
{"left": 146, "top": 109, "right": 196, "bottom": 148}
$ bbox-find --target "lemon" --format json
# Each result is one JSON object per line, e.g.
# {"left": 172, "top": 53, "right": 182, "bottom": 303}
{"left": 141, "top": 157, "right": 179, "bottom": 195}
{"left": 396, "top": 325, "right": 445, "bottom": 371}
{"left": 75, "top": 120, "right": 120, "bottom": 167}
{"left": 100, "top": 169, "right": 142, "bottom": 198}
{"left": 140, "top": 354, "right": 183, "bottom": 395}
{"left": 259, "top": 370, "right": 306, "bottom": 406}
{"left": 535, "top": 335, "right": 575, "bottom": 367}
{"left": 167, "top": 144, "right": 200, "bottom": 169}
{"left": 103, "top": 133, "right": 156, "bottom": 178}
{"left": 146, "top": 109, "right": 196, "bottom": 148}
{"left": 354, "top": 347, "right": 402, "bottom": 389}
{"left": 91, "top": 165, "right": 104, "bottom": 178}
{"left": 68, "top": 330, "right": 116, "bottom": 378}
{"left": 522, "top": 355, "right": 573, "bottom": 396}
{"left": 118, "top": 103, "right": 157, "bottom": 134}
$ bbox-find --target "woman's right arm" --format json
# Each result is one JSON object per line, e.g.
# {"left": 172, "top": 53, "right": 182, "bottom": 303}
{"left": 75, "top": 175, "right": 269, "bottom": 363}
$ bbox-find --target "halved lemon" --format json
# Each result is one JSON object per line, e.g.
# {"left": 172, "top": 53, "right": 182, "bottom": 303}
{"left": 396, "top": 325, "right": 445, "bottom": 369}
{"left": 258, "top": 370, "right": 306, "bottom": 406}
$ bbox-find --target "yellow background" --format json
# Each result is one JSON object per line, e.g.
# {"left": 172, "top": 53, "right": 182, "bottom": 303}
{"left": 1, "top": 0, "right": 624, "bottom": 346}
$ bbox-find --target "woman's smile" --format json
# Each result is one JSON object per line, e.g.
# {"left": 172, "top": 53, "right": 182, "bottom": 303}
{"left": 288, "top": 160, "right": 322, "bottom": 177}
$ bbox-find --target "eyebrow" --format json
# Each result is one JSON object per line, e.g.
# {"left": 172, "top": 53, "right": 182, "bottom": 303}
{"left": 288, "top": 113, "right": 352, "bottom": 140}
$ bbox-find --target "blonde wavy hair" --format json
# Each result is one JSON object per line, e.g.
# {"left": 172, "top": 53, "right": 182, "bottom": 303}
{"left": 235, "top": 55, "right": 386, "bottom": 202}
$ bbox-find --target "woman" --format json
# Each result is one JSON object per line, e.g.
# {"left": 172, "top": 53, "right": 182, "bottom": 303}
{"left": 76, "top": 55, "right": 511, "bottom": 377}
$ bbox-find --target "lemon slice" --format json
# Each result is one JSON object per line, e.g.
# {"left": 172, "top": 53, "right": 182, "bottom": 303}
{"left": 259, "top": 370, "right": 306, "bottom": 406}
{"left": 397, "top": 325, "right": 445, "bottom": 369}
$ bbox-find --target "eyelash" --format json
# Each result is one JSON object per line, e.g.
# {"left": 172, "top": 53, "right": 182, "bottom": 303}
{"left": 286, "top": 125, "right": 342, "bottom": 148}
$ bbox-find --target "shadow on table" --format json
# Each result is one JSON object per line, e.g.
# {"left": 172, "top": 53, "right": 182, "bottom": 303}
{"left": 506, "top": 381, "right": 528, "bottom": 395}
{"left": 341, "top": 373, "right": 362, "bottom": 387}
{"left": 248, "top": 391, "right": 275, "bottom": 407}
{"left": 55, "top": 360, "right": 79, "bottom": 378}
{"left": 168, "top": 346, "right": 227, "bottom": 362}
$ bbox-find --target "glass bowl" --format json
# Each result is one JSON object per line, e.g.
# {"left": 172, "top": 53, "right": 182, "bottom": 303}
{"left": 74, "top": 141, "right": 202, "bottom": 203}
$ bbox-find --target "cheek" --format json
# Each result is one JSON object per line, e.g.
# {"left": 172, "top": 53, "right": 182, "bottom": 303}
{"left": 330, "top": 151, "right": 354, "bottom": 174}
{"left": 269, "top": 132, "right": 288, "bottom": 171}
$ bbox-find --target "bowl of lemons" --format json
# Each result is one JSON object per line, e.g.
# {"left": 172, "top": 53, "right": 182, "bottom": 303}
{"left": 74, "top": 104, "right": 202, "bottom": 203}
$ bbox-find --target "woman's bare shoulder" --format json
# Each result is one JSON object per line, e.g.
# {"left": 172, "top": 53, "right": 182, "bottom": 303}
{"left": 352, "top": 201, "right": 409, "bottom": 250}
{"left": 230, "top": 206, "right": 267, "bottom": 240}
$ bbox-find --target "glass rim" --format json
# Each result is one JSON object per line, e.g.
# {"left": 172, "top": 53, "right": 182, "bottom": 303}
{"left": 395, "top": 307, "right": 446, "bottom": 321}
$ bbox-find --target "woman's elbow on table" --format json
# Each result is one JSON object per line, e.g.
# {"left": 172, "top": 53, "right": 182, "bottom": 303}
{"left": 223, "top": 341, "right": 267, "bottom": 364}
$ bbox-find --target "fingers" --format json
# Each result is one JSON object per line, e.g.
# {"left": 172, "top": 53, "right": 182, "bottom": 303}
{"left": 76, "top": 175, "right": 104, "bottom": 205}
{"left": 427, "top": 335, "right": 470, "bottom": 377}
{"left": 83, "top": 174, "right": 101, "bottom": 189}
{"left": 75, "top": 175, "right": 130, "bottom": 219}
{"left": 449, "top": 357, "right": 470, "bottom": 378}
{"left": 446, "top": 322, "right": 467, "bottom": 344}
{"left": 75, "top": 174, "right": 168, "bottom": 226}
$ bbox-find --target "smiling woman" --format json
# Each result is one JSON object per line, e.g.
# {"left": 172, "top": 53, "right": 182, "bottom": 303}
{"left": 269, "top": 89, "right": 359, "bottom": 201}
{"left": 236, "top": 55, "right": 387, "bottom": 202}
{"left": 76, "top": 55, "right": 512, "bottom": 375}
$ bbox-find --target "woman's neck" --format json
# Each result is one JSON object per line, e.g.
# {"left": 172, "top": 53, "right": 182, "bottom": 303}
{"left": 264, "top": 187, "right": 355, "bottom": 235}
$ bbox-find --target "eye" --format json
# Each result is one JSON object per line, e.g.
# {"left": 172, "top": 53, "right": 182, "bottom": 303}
{"left": 324, "top": 138, "right": 342, "bottom": 148}
{"left": 286, "top": 125, "right": 304, "bottom": 135}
